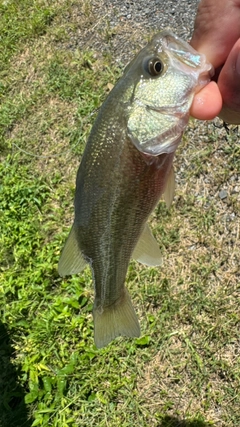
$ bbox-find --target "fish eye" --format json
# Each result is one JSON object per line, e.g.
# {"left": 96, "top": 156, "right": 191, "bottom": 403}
{"left": 148, "top": 57, "right": 164, "bottom": 77}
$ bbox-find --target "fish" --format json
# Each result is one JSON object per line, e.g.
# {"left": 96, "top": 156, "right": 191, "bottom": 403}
{"left": 58, "top": 30, "right": 213, "bottom": 348}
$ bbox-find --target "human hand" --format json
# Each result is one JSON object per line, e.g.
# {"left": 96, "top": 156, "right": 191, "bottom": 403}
{"left": 190, "top": 0, "right": 240, "bottom": 123}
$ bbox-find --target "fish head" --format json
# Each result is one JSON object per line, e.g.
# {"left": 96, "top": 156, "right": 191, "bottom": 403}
{"left": 125, "top": 30, "right": 213, "bottom": 156}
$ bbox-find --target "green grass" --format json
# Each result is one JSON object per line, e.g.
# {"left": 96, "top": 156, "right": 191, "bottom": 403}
{"left": 0, "top": 1, "right": 240, "bottom": 426}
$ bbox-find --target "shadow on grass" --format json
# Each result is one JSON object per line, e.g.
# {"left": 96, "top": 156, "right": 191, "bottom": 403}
{"left": 158, "top": 416, "right": 214, "bottom": 427}
{"left": 0, "top": 322, "right": 33, "bottom": 427}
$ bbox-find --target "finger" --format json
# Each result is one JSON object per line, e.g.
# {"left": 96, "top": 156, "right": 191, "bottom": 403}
{"left": 217, "top": 39, "right": 240, "bottom": 123}
{"left": 191, "top": 0, "right": 240, "bottom": 68}
{"left": 190, "top": 81, "right": 222, "bottom": 120}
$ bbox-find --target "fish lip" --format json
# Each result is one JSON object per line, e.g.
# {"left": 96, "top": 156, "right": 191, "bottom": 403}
{"left": 159, "top": 29, "right": 214, "bottom": 77}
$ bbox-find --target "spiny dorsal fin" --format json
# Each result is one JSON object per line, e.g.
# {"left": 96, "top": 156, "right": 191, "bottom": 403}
{"left": 58, "top": 226, "right": 87, "bottom": 276}
{"left": 132, "top": 224, "right": 162, "bottom": 266}
{"left": 163, "top": 166, "right": 175, "bottom": 208}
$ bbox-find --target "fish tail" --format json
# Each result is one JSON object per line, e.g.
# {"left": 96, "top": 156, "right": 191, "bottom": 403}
{"left": 93, "top": 288, "right": 140, "bottom": 348}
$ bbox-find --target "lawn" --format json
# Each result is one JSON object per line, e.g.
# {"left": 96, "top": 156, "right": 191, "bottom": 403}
{"left": 0, "top": 1, "right": 239, "bottom": 426}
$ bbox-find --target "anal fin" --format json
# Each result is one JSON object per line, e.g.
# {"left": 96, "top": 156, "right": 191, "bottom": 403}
{"left": 93, "top": 288, "right": 140, "bottom": 349}
{"left": 58, "top": 225, "right": 87, "bottom": 276}
{"left": 132, "top": 224, "right": 162, "bottom": 266}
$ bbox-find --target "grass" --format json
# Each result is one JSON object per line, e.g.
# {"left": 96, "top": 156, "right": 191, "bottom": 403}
{"left": 0, "top": 1, "right": 239, "bottom": 426}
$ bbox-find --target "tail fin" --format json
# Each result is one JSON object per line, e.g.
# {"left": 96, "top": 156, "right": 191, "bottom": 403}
{"left": 93, "top": 288, "right": 140, "bottom": 348}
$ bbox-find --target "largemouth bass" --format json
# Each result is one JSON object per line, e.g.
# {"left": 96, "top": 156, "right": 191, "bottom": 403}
{"left": 58, "top": 30, "right": 212, "bottom": 348}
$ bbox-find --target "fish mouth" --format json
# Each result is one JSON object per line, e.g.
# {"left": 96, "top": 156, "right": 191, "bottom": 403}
{"left": 158, "top": 29, "right": 214, "bottom": 82}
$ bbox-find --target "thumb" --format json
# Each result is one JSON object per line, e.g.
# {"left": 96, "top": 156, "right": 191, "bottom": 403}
{"left": 190, "top": 81, "right": 222, "bottom": 120}
{"left": 218, "top": 39, "right": 240, "bottom": 124}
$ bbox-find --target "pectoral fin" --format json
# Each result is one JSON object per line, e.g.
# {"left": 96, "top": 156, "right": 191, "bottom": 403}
{"left": 163, "top": 166, "right": 175, "bottom": 208}
{"left": 58, "top": 226, "right": 87, "bottom": 276}
{"left": 132, "top": 224, "right": 162, "bottom": 266}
